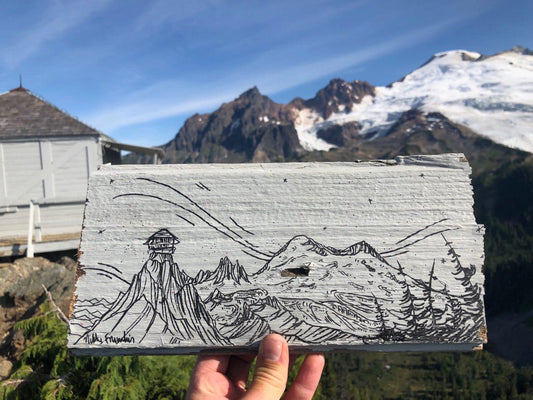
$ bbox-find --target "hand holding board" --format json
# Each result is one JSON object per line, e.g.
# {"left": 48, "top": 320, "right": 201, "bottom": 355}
{"left": 69, "top": 154, "right": 486, "bottom": 355}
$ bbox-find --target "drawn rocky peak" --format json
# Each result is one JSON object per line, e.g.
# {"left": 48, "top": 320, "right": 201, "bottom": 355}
{"left": 214, "top": 256, "right": 250, "bottom": 284}
{"left": 204, "top": 288, "right": 227, "bottom": 304}
{"left": 144, "top": 252, "right": 191, "bottom": 288}
{"left": 278, "top": 234, "right": 330, "bottom": 256}
{"left": 78, "top": 256, "right": 226, "bottom": 346}
{"left": 195, "top": 256, "right": 250, "bottom": 285}
{"left": 340, "top": 241, "right": 389, "bottom": 264}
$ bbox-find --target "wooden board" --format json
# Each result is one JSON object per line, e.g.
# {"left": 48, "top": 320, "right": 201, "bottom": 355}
{"left": 68, "top": 154, "right": 486, "bottom": 355}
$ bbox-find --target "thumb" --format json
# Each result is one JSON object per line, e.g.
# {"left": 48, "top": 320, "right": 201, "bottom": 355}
{"left": 243, "top": 334, "right": 289, "bottom": 400}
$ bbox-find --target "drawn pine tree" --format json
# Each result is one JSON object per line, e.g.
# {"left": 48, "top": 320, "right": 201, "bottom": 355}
{"left": 390, "top": 261, "right": 418, "bottom": 338}
{"left": 439, "top": 285, "right": 464, "bottom": 340}
{"left": 413, "top": 259, "right": 438, "bottom": 336}
{"left": 372, "top": 295, "right": 387, "bottom": 339}
{"left": 372, "top": 294, "right": 399, "bottom": 341}
{"left": 442, "top": 233, "right": 484, "bottom": 337}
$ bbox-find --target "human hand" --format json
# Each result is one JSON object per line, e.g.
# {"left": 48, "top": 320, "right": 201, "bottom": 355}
{"left": 186, "top": 333, "right": 325, "bottom": 400}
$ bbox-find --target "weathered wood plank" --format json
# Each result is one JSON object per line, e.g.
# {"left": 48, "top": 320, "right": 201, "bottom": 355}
{"left": 68, "top": 154, "right": 486, "bottom": 355}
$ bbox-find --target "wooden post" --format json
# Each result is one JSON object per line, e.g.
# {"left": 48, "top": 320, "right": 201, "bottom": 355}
{"left": 26, "top": 200, "right": 34, "bottom": 258}
{"left": 34, "top": 203, "right": 42, "bottom": 242}
{"left": 68, "top": 154, "right": 486, "bottom": 355}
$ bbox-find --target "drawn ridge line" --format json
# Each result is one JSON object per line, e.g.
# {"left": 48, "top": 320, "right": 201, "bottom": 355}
{"left": 230, "top": 216, "right": 255, "bottom": 236}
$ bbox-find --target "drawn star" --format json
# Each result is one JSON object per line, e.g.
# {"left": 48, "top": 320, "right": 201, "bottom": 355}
{"left": 368, "top": 198, "right": 373, "bottom": 204}
{"left": 420, "top": 173, "right": 425, "bottom": 178}
{"left": 283, "top": 178, "right": 288, "bottom": 183}
{"left": 441, "top": 258, "right": 446, "bottom": 263}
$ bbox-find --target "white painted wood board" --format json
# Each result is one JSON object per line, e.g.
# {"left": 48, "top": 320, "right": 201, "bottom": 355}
{"left": 68, "top": 154, "right": 486, "bottom": 355}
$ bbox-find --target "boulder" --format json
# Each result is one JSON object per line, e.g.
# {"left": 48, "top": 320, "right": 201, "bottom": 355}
{"left": 0, "top": 357, "right": 13, "bottom": 380}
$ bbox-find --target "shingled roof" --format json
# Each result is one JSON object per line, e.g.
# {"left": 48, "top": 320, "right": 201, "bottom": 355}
{"left": 0, "top": 87, "right": 107, "bottom": 140}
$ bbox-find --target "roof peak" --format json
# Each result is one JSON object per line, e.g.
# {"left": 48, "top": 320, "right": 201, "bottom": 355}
{"left": 9, "top": 86, "right": 28, "bottom": 93}
{"left": 0, "top": 86, "right": 108, "bottom": 140}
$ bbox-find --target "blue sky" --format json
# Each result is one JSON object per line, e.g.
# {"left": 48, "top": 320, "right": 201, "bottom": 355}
{"left": 0, "top": 0, "right": 531, "bottom": 147}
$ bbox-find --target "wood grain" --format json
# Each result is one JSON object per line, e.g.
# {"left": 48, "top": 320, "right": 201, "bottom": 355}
{"left": 68, "top": 154, "right": 486, "bottom": 355}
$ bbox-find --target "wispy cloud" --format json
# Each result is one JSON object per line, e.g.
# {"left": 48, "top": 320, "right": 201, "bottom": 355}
{"left": 134, "top": 0, "right": 222, "bottom": 31}
{"left": 252, "top": 16, "right": 470, "bottom": 94}
{"left": 0, "top": 0, "right": 110, "bottom": 68}
{"left": 85, "top": 15, "right": 471, "bottom": 134}
{"left": 84, "top": 80, "right": 234, "bottom": 132}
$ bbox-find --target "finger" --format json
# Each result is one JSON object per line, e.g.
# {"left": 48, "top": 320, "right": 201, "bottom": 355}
{"left": 226, "top": 354, "right": 256, "bottom": 391}
{"left": 243, "top": 334, "right": 289, "bottom": 400}
{"left": 187, "top": 355, "right": 233, "bottom": 400}
{"left": 283, "top": 354, "right": 325, "bottom": 400}
{"left": 193, "top": 354, "right": 231, "bottom": 375}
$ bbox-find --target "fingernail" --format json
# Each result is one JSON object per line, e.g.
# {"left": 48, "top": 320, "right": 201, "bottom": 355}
{"left": 261, "top": 335, "right": 283, "bottom": 362}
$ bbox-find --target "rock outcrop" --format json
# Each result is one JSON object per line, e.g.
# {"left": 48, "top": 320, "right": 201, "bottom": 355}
{"left": 0, "top": 257, "right": 76, "bottom": 361}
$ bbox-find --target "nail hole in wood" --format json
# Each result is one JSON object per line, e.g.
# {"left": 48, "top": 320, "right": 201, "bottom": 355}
{"left": 281, "top": 266, "right": 310, "bottom": 277}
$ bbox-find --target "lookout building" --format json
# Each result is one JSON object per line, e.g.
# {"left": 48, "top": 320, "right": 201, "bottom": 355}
{"left": 0, "top": 86, "right": 164, "bottom": 257}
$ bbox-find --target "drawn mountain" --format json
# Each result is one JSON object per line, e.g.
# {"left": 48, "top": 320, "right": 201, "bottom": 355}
{"left": 75, "top": 226, "right": 484, "bottom": 347}
{"left": 205, "top": 287, "right": 361, "bottom": 344}
{"left": 256, "top": 235, "right": 394, "bottom": 289}
{"left": 69, "top": 298, "right": 113, "bottom": 334}
{"left": 194, "top": 256, "right": 250, "bottom": 285}
{"left": 78, "top": 252, "right": 230, "bottom": 345}
{"left": 247, "top": 234, "right": 474, "bottom": 342}
{"left": 197, "top": 235, "right": 417, "bottom": 342}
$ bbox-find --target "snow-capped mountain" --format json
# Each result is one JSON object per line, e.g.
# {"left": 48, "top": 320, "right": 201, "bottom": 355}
{"left": 296, "top": 46, "right": 533, "bottom": 153}
{"left": 145, "top": 46, "right": 532, "bottom": 165}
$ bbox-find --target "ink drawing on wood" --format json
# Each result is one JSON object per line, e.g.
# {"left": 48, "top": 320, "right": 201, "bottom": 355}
{"left": 68, "top": 154, "right": 486, "bottom": 355}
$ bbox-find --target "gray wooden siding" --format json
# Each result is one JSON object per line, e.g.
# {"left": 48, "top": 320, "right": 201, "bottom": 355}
{"left": 0, "top": 138, "right": 99, "bottom": 206}
{"left": 0, "top": 137, "right": 100, "bottom": 240}
{"left": 2, "top": 142, "right": 44, "bottom": 203}
{"left": 0, "top": 203, "right": 85, "bottom": 239}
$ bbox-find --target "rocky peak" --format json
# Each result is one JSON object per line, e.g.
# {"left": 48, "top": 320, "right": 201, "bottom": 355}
{"left": 161, "top": 87, "right": 303, "bottom": 163}
{"left": 237, "top": 86, "right": 262, "bottom": 102}
{"left": 205, "top": 256, "right": 250, "bottom": 285}
{"left": 296, "top": 78, "right": 375, "bottom": 119}
{"left": 507, "top": 45, "right": 533, "bottom": 56}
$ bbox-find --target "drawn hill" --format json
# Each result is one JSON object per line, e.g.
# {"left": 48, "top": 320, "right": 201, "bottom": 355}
{"left": 204, "top": 234, "right": 484, "bottom": 345}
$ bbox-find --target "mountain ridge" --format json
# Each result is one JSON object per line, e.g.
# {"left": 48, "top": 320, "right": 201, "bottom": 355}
{"left": 126, "top": 46, "right": 531, "bottom": 165}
